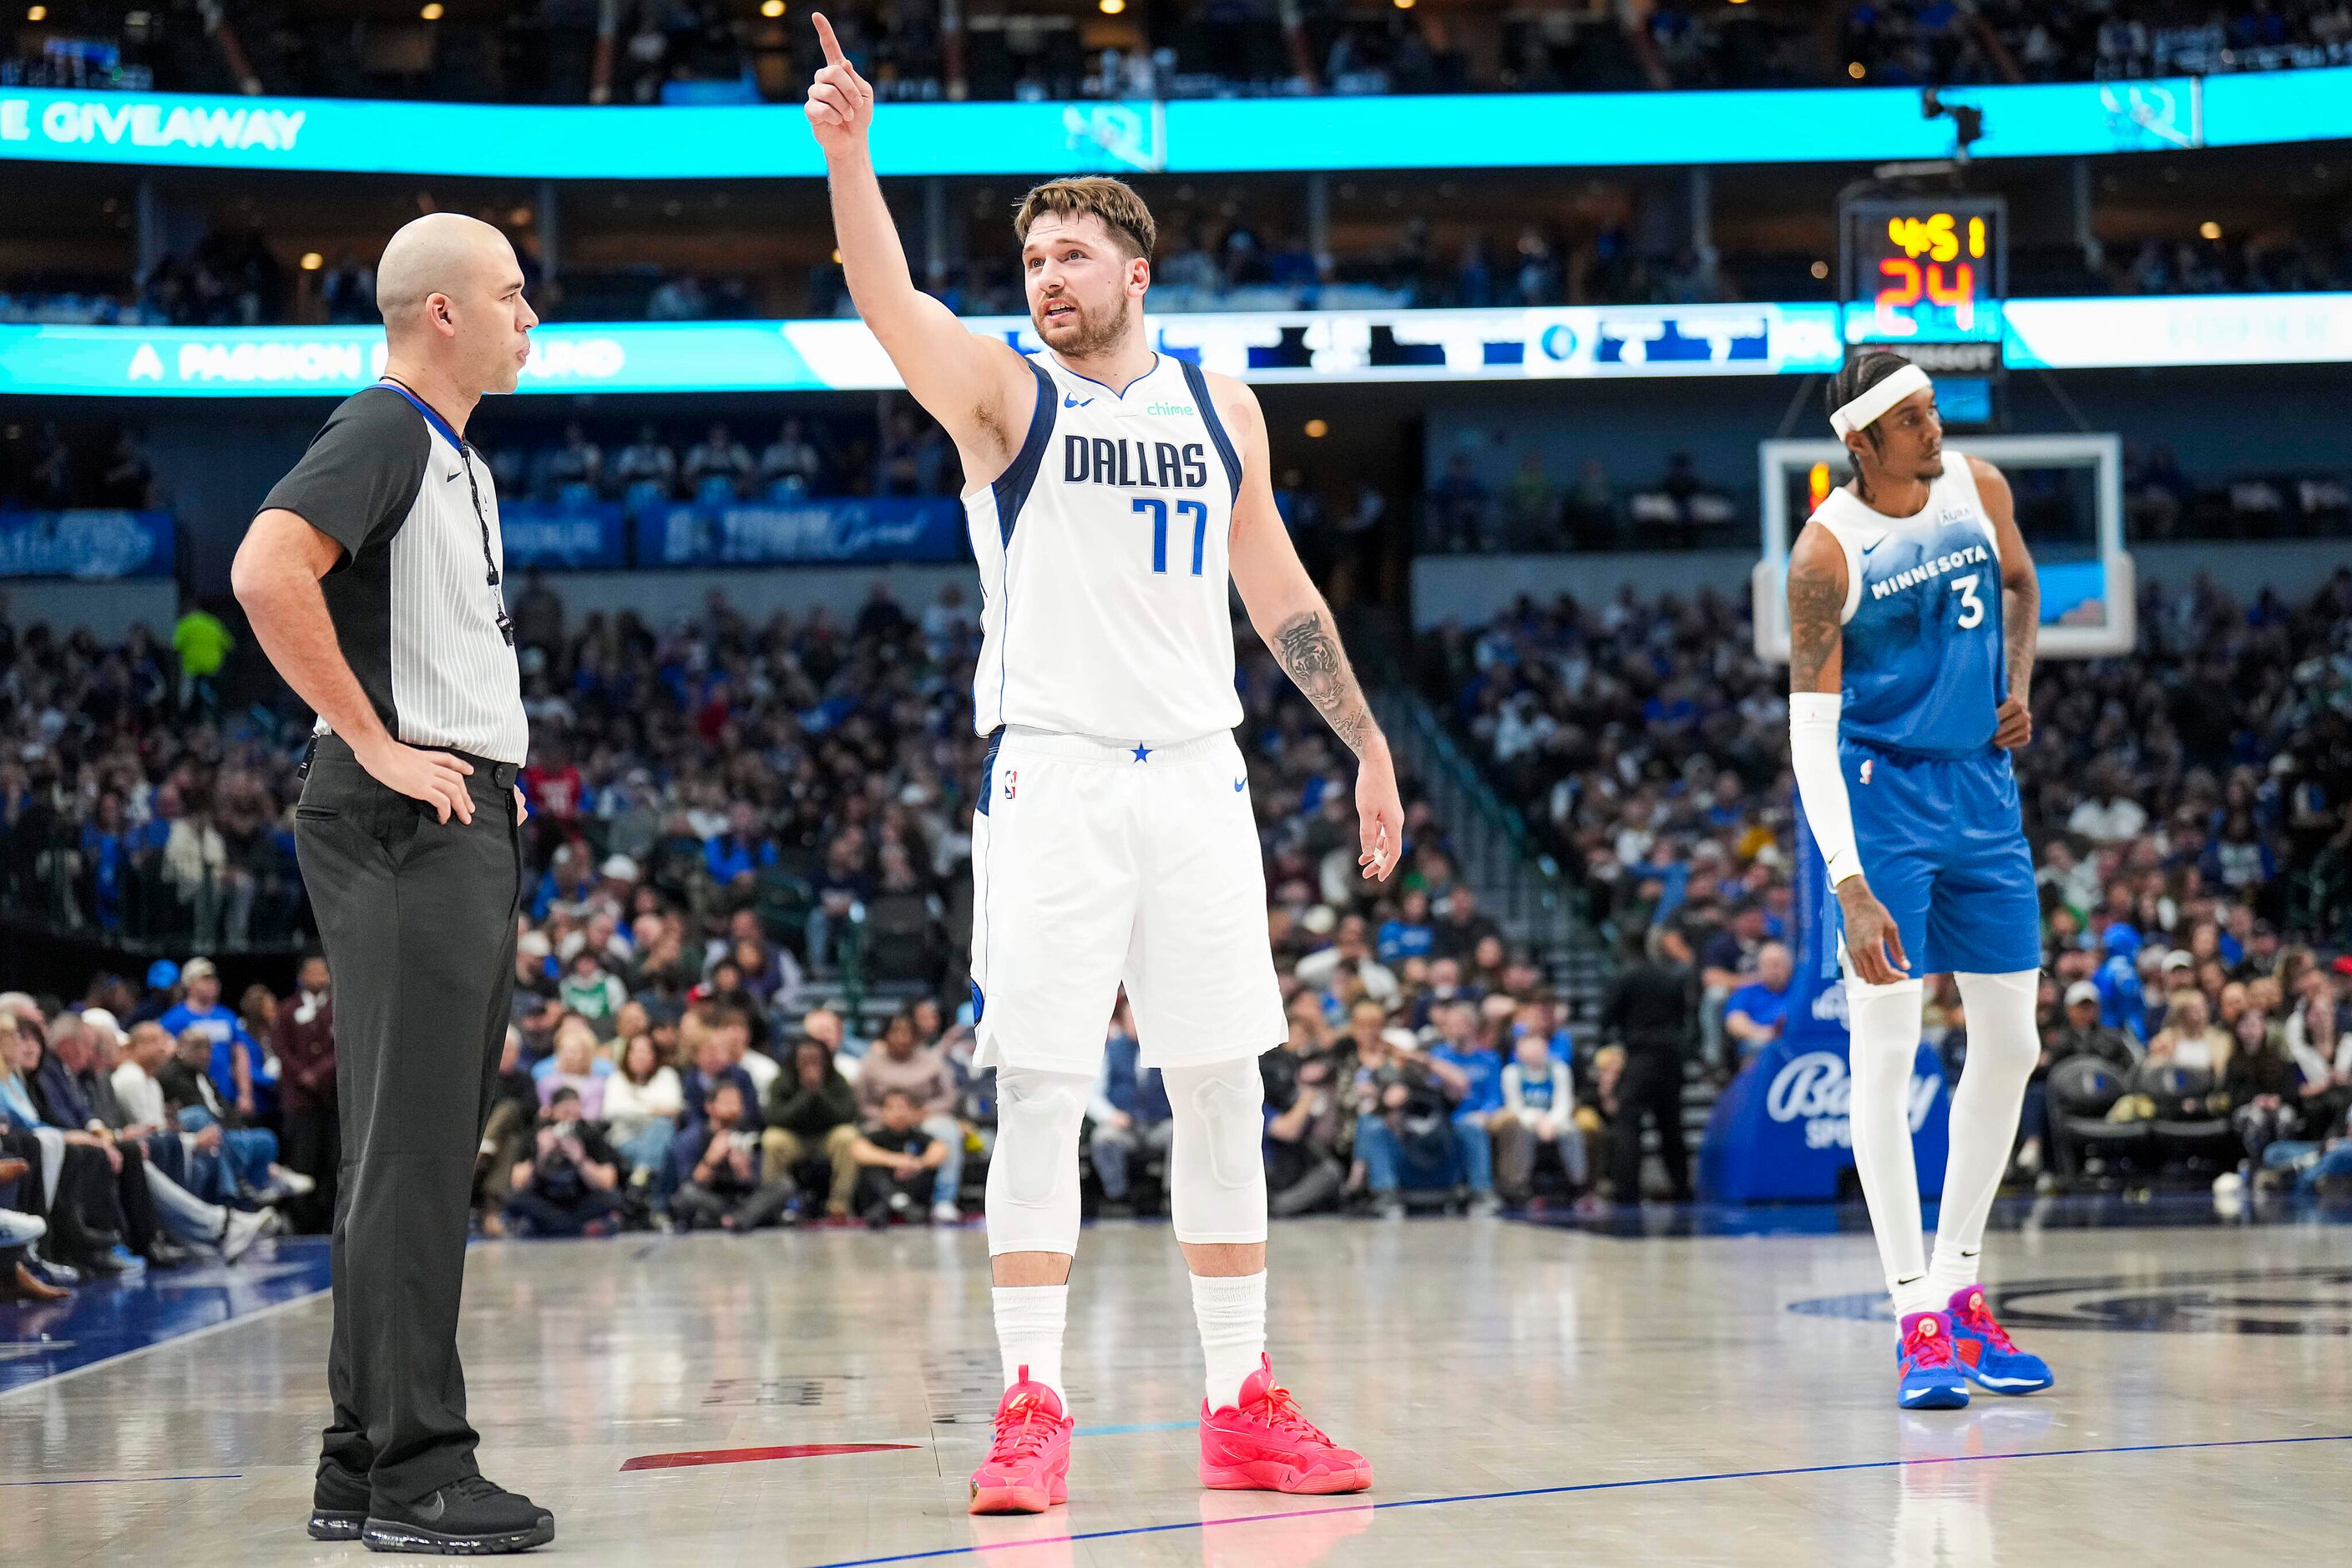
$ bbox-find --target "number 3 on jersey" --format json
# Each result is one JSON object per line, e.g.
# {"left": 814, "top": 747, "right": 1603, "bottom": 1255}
{"left": 1135, "top": 497, "right": 1209, "bottom": 576}
{"left": 1950, "top": 573, "right": 1984, "bottom": 629}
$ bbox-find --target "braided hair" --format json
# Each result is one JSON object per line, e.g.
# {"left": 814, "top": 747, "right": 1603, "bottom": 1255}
{"left": 1826, "top": 351, "right": 1915, "bottom": 503}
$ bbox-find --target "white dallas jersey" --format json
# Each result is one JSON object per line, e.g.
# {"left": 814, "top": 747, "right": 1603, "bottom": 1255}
{"left": 964, "top": 352, "right": 1245, "bottom": 742}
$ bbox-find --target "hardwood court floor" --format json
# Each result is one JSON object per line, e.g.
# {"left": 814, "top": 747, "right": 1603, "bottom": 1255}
{"left": 6, "top": 1210, "right": 2351, "bottom": 1566}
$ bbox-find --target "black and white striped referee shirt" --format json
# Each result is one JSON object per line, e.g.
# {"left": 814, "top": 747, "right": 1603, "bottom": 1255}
{"left": 261, "top": 380, "right": 529, "bottom": 765}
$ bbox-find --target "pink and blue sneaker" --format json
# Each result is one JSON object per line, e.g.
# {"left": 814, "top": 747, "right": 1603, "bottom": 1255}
{"left": 1895, "top": 1310, "right": 1970, "bottom": 1409}
{"left": 1946, "top": 1285, "right": 2054, "bottom": 1394}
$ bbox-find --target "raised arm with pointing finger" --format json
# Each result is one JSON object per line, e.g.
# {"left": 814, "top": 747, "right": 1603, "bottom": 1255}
{"left": 803, "top": 13, "right": 1037, "bottom": 484}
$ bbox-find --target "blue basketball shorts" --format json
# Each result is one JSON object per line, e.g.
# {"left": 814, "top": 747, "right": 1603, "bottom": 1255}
{"left": 1834, "top": 740, "right": 2043, "bottom": 979}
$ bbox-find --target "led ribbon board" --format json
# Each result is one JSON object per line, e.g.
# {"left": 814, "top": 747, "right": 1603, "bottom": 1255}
{"left": 4, "top": 68, "right": 2350, "bottom": 177}
{"left": 4, "top": 296, "right": 2349, "bottom": 397}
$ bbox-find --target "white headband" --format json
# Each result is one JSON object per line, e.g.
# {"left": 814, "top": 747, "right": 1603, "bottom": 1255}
{"left": 1829, "top": 363, "right": 1932, "bottom": 438}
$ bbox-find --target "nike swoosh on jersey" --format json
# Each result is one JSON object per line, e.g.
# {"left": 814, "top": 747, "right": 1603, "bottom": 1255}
{"left": 1063, "top": 393, "right": 1093, "bottom": 407}
{"left": 1233, "top": 778, "right": 1247, "bottom": 792}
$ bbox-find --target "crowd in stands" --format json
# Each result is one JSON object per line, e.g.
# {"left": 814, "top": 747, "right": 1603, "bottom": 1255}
{"left": 1422, "top": 448, "right": 1746, "bottom": 555}
{"left": 0, "top": 963, "right": 313, "bottom": 1302}
{"left": 1425, "top": 569, "right": 2352, "bottom": 1190}
{"left": 8, "top": 549, "right": 2352, "bottom": 1297}
{"left": 0, "top": 574, "right": 1636, "bottom": 1297}
{"left": 20, "top": 0, "right": 2352, "bottom": 109}
{"left": 482, "top": 412, "right": 954, "bottom": 508}
{"left": 0, "top": 423, "right": 158, "bottom": 512}
{"left": 1844, "top": 0, "right": 2352, "bottom": 87}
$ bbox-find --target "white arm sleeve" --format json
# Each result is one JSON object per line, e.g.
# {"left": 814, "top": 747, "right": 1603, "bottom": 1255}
{"left": 1789, "top": 691, "right": 1864, "bottom": 888}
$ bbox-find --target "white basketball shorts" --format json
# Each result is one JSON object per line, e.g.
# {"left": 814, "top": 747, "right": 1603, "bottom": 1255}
{"left": 969, "top": 725, "right": 1285, "bottom": 1075}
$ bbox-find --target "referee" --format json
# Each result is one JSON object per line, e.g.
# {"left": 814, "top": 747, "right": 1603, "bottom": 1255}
{"left": 232, "top": 213, "right": 554, "bottom": 1556}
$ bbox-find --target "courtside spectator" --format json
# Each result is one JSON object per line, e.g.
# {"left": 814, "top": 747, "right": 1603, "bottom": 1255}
{"left": 1087, "top": 1007, "right": 1172, "bottom": 1214}
{"left": 1494, "top": 1031, "right": 1586, "bottom": 1204}
{"left": 852, "top": 1009, "right": 964, "bottom": 1222}
{"left": 504, "top": 1088, "right": 626, "bottom": 1237}
{"left": 762, "top": 1035, "right": 861, "bottom": 1219}
{"left": 604, "top": 1032, "right": 685, "bottom": 1186}
{"left": 847, "top": 1087, "right": 948, "bottom": 1228}
{"left": 670, "top": 1080, "right": 793, "bottom": 1232}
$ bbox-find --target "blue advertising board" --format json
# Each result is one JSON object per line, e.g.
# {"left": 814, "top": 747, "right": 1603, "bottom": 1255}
{"left": 3, "top": 68, "right": 2348, "bottom": 180}
{"left": 1699, "top": 810, "right": 1952, "bottom": 1204}
{"left": 0, "top": 509, "right": 175, "bottom": 579}
{"left": 632, "top": 497, "right": 966, "bottom": 568}
{"left": 498, "top": 501, "right": 629, "bottom": 570}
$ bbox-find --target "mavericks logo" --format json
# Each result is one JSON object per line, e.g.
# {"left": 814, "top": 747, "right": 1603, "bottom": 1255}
{"left": 1766, "top": 1050, "right": 1937, "bottom": 1151}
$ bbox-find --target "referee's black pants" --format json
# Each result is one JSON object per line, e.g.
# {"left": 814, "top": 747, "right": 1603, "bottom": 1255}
{"left": 296, "top": 734, "right": 520, "bottom": 1506}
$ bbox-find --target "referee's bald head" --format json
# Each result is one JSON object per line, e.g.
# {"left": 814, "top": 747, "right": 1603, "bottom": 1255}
{"left": 377, "top": 214, "right": 539, "bottom": 394}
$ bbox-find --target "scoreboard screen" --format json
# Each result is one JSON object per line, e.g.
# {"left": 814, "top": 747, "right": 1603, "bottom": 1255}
{"left": 1841, "top": 195, "right": 2006, "bottom": 346}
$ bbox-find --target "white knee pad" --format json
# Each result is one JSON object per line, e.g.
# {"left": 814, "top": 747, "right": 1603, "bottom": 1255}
{"left": 1165, "top": 1056, "right": 1269, "bottom": 1247}
{"left": 984, "top": 1067, "right": 1089, "bottom": 1257}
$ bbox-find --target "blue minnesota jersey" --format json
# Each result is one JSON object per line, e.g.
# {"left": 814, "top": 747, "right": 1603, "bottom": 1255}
{"left": 1808, "top": 453, "right": 2005, "bottom": 758}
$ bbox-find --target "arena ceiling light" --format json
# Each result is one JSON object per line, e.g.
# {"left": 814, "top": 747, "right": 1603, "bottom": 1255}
{"left": 421, "top": 2, "right": 443, "bottom": 18}
{"left": 2199, "top": 220, "right": 2223, "bottom": 239}
{"left": 761, "top": 0, "right": 785, "bottom": 16}
{"left": 300, "top": 251, "right": 323, "bottom": 270}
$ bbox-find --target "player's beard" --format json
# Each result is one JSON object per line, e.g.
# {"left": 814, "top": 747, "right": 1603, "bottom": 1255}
{"left": 1033, "top": 291, "right": 1127, "bottom": 359}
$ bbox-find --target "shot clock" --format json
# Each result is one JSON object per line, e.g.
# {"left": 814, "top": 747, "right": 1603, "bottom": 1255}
{"left": 1839, "top": 190, "right": 2008, "bottom": 425}
{"left": 1840, "top": 194, "right": 2006, "bottom": 346}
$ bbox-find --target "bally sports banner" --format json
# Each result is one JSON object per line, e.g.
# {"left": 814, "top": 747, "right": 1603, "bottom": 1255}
{"left": 1698, "top": 810, "right": 1952, "bottom": 1204}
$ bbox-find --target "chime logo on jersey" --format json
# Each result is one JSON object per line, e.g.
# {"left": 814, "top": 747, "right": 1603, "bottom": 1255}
{"left": 1061, "top": 435, "right": 1209, "bottom": 491}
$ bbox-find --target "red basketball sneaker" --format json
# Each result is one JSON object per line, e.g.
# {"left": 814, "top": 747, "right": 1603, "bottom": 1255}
{"left": 1197, "top": 1357, "right": 1373, "bottom": 1495}
{"left": 969, "top": 1368, "right": 1074, "bottom": 1515}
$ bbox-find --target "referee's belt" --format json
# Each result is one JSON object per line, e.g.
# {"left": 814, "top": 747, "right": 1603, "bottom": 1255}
{"left": 423, "top": 748, "right": 523, "bottom": 790}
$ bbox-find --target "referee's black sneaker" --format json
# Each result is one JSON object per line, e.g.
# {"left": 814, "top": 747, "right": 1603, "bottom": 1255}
{"left": 362, "top": 1475, "right": 555, "bottom": 1555}
{"left": 307, "top": 1463, "right": 371, "bottom": 1540}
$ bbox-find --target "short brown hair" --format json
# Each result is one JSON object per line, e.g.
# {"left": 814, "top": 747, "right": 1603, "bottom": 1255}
{"left": 1012, "top": 177, "right": 1156, "bottom": 260}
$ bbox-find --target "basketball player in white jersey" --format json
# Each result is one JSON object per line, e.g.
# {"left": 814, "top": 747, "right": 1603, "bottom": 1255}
{"left": 807, "top": 15, "right": 1399, "bottom": 1514}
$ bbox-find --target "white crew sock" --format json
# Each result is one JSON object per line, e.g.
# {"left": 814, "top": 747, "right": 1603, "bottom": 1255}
{"left": 1926, "top": 1244, "right": 1984, "bottom": 1306}
{"left": 992, "top": 1285, "right": 1068, "bottom": 1405}
{"left": 1191, "top": 1271, "right": 1267, "bottom": 1409}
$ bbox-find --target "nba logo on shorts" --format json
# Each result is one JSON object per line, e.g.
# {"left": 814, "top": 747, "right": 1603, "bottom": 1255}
{"left": 1859, "top": 759, "right": 1874, "bottom": 786}
{"left": 1004, "top": 769, "right": 1018, "bottom": 801}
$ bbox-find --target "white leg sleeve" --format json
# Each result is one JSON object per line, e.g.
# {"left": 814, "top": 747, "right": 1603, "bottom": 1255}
{"left": 984, "top": 1067, "right": 1090, "bottom": 1258}
{"left": 1845, "top": 976, "right": 1932, "bottom": 1313}
{"left": 1930, "top": 969, "right": 2042, "bottom": 1297}
{"left": 1164, "top": 1057, "right": 1269, "bottom": 1247}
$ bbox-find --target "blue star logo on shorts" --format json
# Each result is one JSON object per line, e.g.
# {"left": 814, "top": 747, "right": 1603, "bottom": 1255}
{"left": 1130, "top": 743, "right": 1151, "bottom": 762}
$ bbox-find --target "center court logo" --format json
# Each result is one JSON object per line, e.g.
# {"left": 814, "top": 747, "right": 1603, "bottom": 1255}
{"left": 1767, "top": 1050, "right": 1938, "bottom": 1149}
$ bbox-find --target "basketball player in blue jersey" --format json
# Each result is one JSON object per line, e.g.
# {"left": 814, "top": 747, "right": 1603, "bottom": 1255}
{"left": 1786, "top": 352, "right": 2056, "bottom": 1409}
{"left": 807, "top": 15, "right": 1399, "bottom": 1512}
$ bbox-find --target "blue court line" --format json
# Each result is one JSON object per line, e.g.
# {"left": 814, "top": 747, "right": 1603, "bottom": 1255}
{"left": 0, "top": 1474, "right": 241, "bottom": 1487}
{"left": 799, "top": 1430, "right": 2352, "bottom": 1568}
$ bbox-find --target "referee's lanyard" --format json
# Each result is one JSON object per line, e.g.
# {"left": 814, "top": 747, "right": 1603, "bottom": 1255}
{"left": 376, "top": 376, "right": 517, "bottom": 648}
